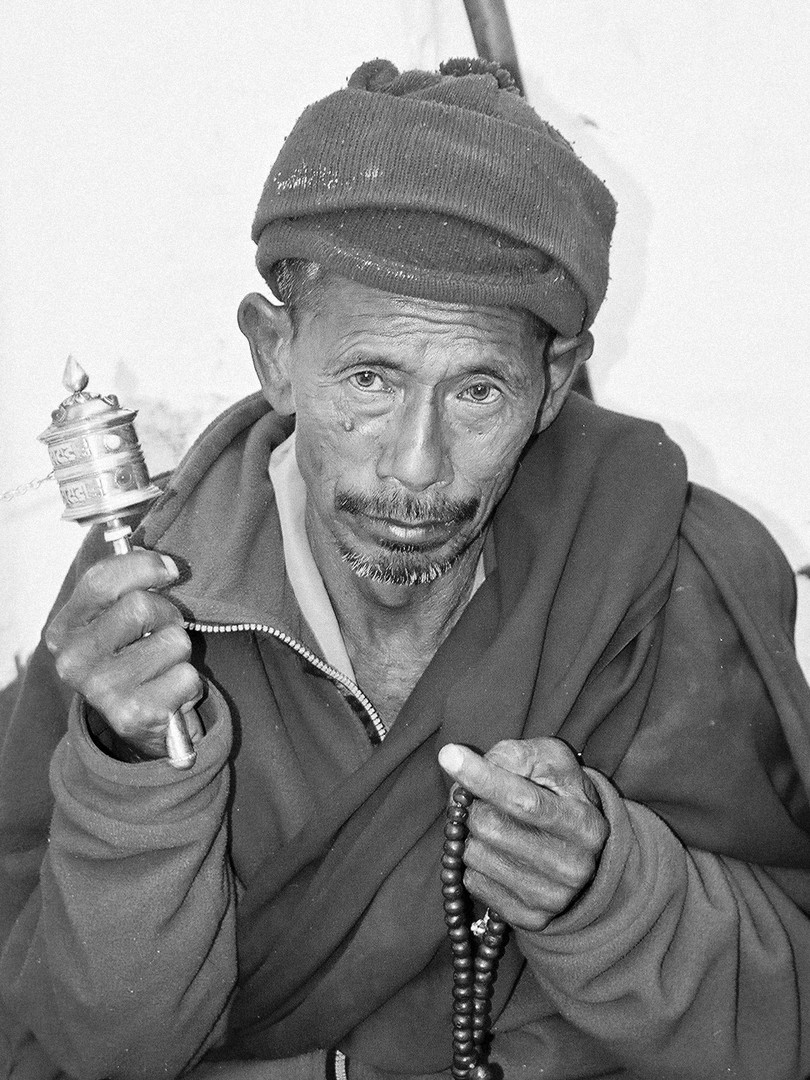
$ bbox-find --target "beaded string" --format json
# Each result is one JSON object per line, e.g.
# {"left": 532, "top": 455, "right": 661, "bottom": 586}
{"left": 442, "top": 786, "right": 508, "bottom": 1080}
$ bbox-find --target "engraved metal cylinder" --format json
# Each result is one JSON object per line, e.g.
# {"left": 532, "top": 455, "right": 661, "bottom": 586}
{"left": 39, "top": 386, "right": 162, "bottom": 528}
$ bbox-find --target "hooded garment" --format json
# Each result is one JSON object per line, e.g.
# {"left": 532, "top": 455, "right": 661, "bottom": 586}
{"left": 1, "top": 392, "right": 810, "bottom": 1080}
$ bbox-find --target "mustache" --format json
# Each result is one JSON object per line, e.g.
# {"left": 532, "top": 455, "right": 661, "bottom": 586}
{"left": 336, "top": 488, "right": 479, "bottom": 526}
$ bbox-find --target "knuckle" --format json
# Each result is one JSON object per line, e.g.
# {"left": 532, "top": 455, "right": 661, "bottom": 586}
{"left": 542, "top": 737, "right": 577, "bottom": 767}
{"left": 556, "top": 849, "right": 591, "bottom": 891}
{"left": 44, "top": 618, "right": 63, "bottom": 655}
{"left": 122, "top": 589, "right": 158, "bottom": 629}
{"left": 470, "top": 802, "right": 510, "bottom": 845}
{"left": 586, "top": 809, "right": 610, "bottom": 853}
{"left": 113, "top": 694, "right": 152, "bottom": 734}
{"left": 462, "top": 867, "right": 486, "bottom": 901}
{"left": 158, "top": 623, "right": 192, "bottom": 660}
{"left": 487, "top": 738, "right": 529, "bottom": 770}
{"left": 53, "top": 648, "right": 79, "bottom": 685}
{"left": 513, "top": 783, "right": 543, "bottom": 818}
{"left": 175, "top": 662, "right": 203, "bottom": 702}
{"left": 82, "top": 667, "right": 107, "bottom": 703}
{"left": 81, "top": 560, "right": 112, "bottom": 603}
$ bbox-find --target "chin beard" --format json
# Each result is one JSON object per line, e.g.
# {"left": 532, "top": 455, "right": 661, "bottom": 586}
{"left": 339, "top": 543, "right": 460, "bottom": 586}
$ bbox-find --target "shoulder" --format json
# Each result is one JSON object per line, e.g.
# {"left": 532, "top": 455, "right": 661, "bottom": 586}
{"left": 681, "top": 483, "right": 797, "bottom": 629}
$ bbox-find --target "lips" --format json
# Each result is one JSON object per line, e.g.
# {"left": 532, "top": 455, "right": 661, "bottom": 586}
{"left": 356, "top": 512, "right": 456, "bottom": 548}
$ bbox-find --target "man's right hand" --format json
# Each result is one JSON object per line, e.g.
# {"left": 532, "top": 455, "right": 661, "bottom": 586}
{"left": 45, "top": 549, "right": 204, "bottom": 760}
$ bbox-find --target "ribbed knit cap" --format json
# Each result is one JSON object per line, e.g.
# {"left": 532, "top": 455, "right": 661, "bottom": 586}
{"left": 252, "top": 58, "right": 616, "bottom": 336}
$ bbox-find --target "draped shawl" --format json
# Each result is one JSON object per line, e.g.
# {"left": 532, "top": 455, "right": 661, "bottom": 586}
{"left": 216, "top": 394, "right": 810, "bottom": 1067}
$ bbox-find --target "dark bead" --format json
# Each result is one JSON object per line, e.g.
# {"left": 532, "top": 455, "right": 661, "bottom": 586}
{"left": 453, "top": 969, "right": 475, "bottom": 986}
{"left": 443, "top": 839, "right": 466, "bottom": 857}
{"left": 454, "top": 1045, "right": 475, "bottom": 1061}
{"left": 442, "top": 882, "right": 465, "bottom": 898}
{"left": 472, "top": 982, "right": 493, "bottom": 999}
{"left": 485, "top": 917, "right": 506, "bottom": 934}
{"left": 453, "top": 983, "right": 474, "bottom": 1000}
{"left": 474, "top": 956, "right": 495, "bottom": 973}
{"left": 453, "top": 1012, "right": 474, "bottom": 1028}
{"left": 441, "top": 867, "right": 463, "bottom": 885}
{"left": 452, "top": 941, "right": 473, "bottom": 957}
{"left": 472, "top": 997, "right": 491, "bottom": 1014}
{"left": 447, "top": 804, "right": 468, "bottom": 822}
{"left": 448, "top": 926, "right": 470, "bottom": 942}
{"left": 442, "top": 854, "right": 464, "bottom": 870}
{"left": 453, "top": 998, "right": 474, "bottom": 1015}
{"left": 453, "top": 1054, "right": 476, "bottom": 1072}
{"left": 482, "top": 934, "right": 504, "bottom": 950}
{"left": 476, "top": 944, "right": 500, "bottom": 962}
{"left": 453, "top": 787, "right": 474, "bottom": 806}
{"left": 453, "top": 1038, "right": 475, "bottom": 1055}
{"left": 444, "top": 897, "right": 466, "bottom": 915}
{"left": 444, "top": 821, "right": 467, "bottom": 840}
{"left": 468, "top": 1064, "right": 495, "bottom": 1080}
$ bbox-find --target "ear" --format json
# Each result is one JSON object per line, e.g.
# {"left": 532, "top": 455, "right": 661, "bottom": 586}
{"left": 536, "top": 330, "right": 594, "bottom": 431}
{"left": 237, "top": 292, "right": 296, "bottom": 415}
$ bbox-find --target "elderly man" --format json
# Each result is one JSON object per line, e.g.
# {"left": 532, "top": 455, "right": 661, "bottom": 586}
{"left": 2, "top": 58, "right": 810, "bottom": 1080}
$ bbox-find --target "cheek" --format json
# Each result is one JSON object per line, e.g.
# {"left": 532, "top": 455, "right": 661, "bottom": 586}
{"left": 450, "top": 413, "right": 536, "bottom": 497}
{"left": 293, "top": 403, "right": 371, "bottom": 502}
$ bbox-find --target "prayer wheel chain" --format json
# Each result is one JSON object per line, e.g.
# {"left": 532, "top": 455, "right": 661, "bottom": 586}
{"left": 442, "top": 786, "right": 508, "bottom": 1080}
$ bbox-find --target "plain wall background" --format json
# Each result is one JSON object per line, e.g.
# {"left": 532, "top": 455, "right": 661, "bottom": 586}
{"left": 2, "top": 0, "right": 809, "bottom": 685}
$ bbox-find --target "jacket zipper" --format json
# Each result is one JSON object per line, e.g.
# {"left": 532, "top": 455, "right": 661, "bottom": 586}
{"left": 183, "top": 619, "right": 388, "bottom": 744}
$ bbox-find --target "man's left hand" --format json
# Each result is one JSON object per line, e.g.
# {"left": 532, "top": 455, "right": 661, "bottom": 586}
{"left": 438, "top": 738, "right": 609, "bottom": 931}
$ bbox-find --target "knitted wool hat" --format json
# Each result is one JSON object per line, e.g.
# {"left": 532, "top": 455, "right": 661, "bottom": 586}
{"left": 252, "top": 58, "right": 616, "bottom": 336}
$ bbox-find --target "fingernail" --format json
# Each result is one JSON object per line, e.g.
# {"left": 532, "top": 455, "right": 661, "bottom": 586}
{"left": 159, "top": 554, "right": 179, "bottom": 579}
{"left": 439, "top": 744, "right": 464, "bottom": 772}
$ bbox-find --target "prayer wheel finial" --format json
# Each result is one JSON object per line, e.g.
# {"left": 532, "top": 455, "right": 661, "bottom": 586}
{"left": 63, "top": 354, "right": 89, "bottom": 395}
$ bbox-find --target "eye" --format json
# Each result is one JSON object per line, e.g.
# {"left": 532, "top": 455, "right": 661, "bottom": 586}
{"left": 460, "top": 381, "right": 501, "bottom": 405}
{"left": 349, "top": 370, "right": 387, "bottom": 392}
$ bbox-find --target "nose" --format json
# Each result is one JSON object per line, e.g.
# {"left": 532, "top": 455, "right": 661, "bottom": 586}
{"left": 376, "top": 393, "right": 452, "bottom": 492}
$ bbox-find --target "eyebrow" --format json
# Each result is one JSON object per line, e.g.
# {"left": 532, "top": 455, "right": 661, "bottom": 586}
{"left": 336, "top": 353, "right": 519, "bottom": 384}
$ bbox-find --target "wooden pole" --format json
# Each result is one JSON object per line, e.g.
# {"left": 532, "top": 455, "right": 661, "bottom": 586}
{"left": 460, "top": 0, "right": 594, "bottom": 400}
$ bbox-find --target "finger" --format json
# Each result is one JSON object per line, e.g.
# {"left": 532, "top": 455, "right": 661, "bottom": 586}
{"left": 439, "top": 743, "right": 554, "bottom": 826}
{"left": 465, "top": 803, "right": 601, "bottom": 893}
{"left": 97, "top": 662, "right": 204, "bottom": 746}
{"left": 485, "top": 737, "right": 592, "bottom": 801}
{"left": 462, "top": 865, "right": 556, "bottom": 933}
{"left": 89, "top": 589, "right": 185, "bottom": 654}
{"left": 107, "top": 621, "right": 194, "bottom": 687}
{"left": 54, "top": 603, "right": 188, "bottom": 695}
{"left": 46, "top": 550, "right": 179, "bottom": 651}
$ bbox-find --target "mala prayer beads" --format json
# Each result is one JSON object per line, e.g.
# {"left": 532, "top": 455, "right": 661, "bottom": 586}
{"left": 442, "top": 786, "right": 508, "bottom": 1080}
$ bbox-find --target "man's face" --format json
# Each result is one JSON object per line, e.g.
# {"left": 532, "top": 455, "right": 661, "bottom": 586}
{"left": 282, "top": 276, "right": 548, "bottom": 586}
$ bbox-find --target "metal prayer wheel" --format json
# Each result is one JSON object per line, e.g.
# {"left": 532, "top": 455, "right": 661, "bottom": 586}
{"left": 39, "top": 355, "right": 196, "bottom": 770}
{"left": 39, "top": 355, "right": 162, "bottom": 530}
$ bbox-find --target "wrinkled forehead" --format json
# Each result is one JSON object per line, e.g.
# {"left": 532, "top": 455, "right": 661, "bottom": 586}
{"left": 299, "top": 272, "right": 547, "bottom": 348}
